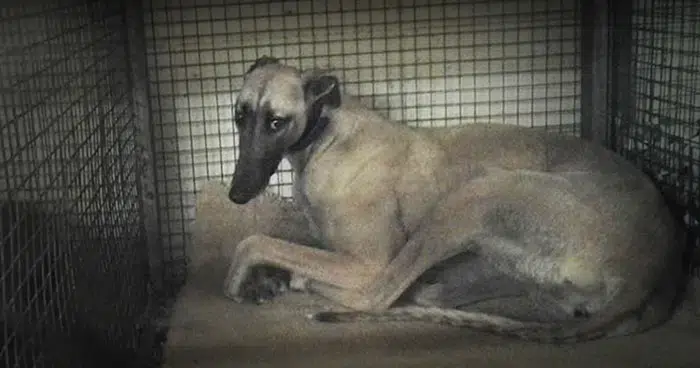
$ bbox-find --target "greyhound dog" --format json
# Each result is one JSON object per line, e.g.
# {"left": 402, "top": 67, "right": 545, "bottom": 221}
{"left": 222, "top": 56, "right": 686, "bottom": 343}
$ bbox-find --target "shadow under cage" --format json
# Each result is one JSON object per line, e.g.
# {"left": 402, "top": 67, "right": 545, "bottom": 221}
{"left": 0, "top": 0, "right": 698, "bottom": 366}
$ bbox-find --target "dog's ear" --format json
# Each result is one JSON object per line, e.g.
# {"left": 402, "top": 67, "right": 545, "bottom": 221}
{"left": 303, "top": 74, "right": 341, "bottom": 118}
{"left": 246, "top": 56, "right": 279, "bottom": 75}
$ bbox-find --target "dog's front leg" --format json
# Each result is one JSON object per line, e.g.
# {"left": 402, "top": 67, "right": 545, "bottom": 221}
{"left": 223, "top": 234, "right": 379, "bottom": 309}
{"left": 301, "top": 231, "right": 465, "bottom": 312}
{"left": 355, "top": 188, "right": 498, "bottom": 310}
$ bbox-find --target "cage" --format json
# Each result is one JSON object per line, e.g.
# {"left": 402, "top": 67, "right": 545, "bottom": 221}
{"left": 0, "top": 0, "right": 698, "bottom": 367}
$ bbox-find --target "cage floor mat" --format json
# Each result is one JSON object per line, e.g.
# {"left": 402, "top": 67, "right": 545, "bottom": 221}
{"left": 161, "top": 262, "right": 700, "bottom": 368}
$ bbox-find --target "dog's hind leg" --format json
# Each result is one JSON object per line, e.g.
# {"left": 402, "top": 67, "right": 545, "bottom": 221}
{"left": 303, "top": 176, "right": 516, "bottom": 312}
{"left": 406, "top": 251, "right": 533, "bottom": 308}
{"left": 313, "top": 186, "right": 502, "bottom": 312}
{"left": 405, "top": 252, "right": 576, "bottom": 323}
{"left": 410, "top": 251, "right": 526, "bottom": 302}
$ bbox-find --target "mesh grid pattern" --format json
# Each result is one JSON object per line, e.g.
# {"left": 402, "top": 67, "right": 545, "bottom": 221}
{"left": 1, "top": 1, "right": 152, "bottom": 366}
{"left": 616, "top": 0, "right": 700, "bottom": 270}
{"left": 144, "top": 0, "right": 582, "bottom": 280}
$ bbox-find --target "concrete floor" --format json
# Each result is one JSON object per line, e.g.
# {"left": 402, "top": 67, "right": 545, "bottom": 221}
{"left": 162, "top": 261, "right": 700, "bottom": 368}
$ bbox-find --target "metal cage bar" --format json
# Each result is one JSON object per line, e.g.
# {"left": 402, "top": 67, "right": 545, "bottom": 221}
{"left": 582, "top": 0, "right": 700, "bottom": 276}
{"left": 0, "top": 0, "right": 159, "bottom": 366}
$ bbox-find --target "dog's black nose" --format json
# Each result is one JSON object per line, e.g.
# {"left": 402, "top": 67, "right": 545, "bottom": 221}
{"left": 228, "top": 188, "right": 252, "bottom": 205}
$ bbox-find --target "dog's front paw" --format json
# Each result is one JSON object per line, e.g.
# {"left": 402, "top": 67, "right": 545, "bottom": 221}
{"left": 223, "top": 278, "right": 245, "bottom": 303}
{"left": 238, "top": 265, "right": 291, "bottom": 305}
{"left": 289, "top": 274, "right": 310, "bottom": 292}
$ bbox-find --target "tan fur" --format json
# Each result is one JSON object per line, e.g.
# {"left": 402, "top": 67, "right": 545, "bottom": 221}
{"left": 223, "top": 58, "right": 685, "bottom": 343}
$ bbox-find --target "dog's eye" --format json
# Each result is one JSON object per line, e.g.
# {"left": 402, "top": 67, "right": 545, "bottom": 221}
{"left": 234, "top": 115, "right": 243, "bottom": 126}
{"left": 234, "top": 104, "right": 249, "bottom": 127}
{"left": 234, "top": 111, "right": 245, "bottom": 126}
{"left": 268, "top": 117, "right": 289, "bottom": 132}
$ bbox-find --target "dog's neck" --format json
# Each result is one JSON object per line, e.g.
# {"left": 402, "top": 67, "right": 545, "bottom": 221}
{"left": 286, "top": 96, "right": 412, "bottom": 178}
{"left": 286, "top": 113, "right": 331, "bottom": 153}
{"left": 285, "top": 116, "right": 338, "bottom": 175}
{"left": 286, "top": 96, "right": 370, "bottom": 174}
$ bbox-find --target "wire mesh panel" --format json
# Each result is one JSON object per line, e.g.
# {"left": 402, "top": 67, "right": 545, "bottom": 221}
{"left": 143, "top": 0, "right": 582, "bottom": 283}
{"left": 1, "top": 0, "right": 155, "bottom": 366}
{"left": 614, "top": 0, "right": 700, "bottom": 274}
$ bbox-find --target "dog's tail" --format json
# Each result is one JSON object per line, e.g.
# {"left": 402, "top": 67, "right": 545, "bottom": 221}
{"left": 311, "top": 306, "right": 614, "bottom": 344}
{"left": 310, "top": 274, "right": 683, "bottom": 345}
{"left": 314, "top": 304, "right": 664, "bottom": 344}
{"left": 310, "top": 246, "right": 685, "bottom": 344}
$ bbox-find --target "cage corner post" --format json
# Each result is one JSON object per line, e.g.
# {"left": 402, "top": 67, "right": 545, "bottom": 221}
{"left": 580, "top": 0, "right": 613, "bottom": 148}
{"left": 580, "top": 0, "right": 635, "bottom": 151}
{"left": 609, "top": 0, "right": 635, "bottom": 154}
{"left": 123, "top": 0, "right": 164, "bottom": 294}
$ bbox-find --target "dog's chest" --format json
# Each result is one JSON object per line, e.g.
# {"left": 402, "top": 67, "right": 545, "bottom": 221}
{"left": 295, "top": 156, "right": 374, "bottom": 208}
{"left": 292, "top": 179, "right": 324, "bottom": 242}
{"left": 292, "top": 164, "right": 362, "bottom": 244}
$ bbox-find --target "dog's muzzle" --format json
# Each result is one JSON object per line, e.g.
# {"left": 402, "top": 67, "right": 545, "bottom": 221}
{"left": 228, "top": 167, "right": 264, "bottom": 204}
{"left": 228, "top": 186, "right": 256, "bottom": 205}
{"left": 228, "top": 155, "right": 282, "bottom": 205}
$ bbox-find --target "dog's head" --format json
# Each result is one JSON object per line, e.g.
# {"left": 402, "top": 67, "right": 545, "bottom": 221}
{"left": 228, "top": 56, "right": 342, "bottom": 204}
